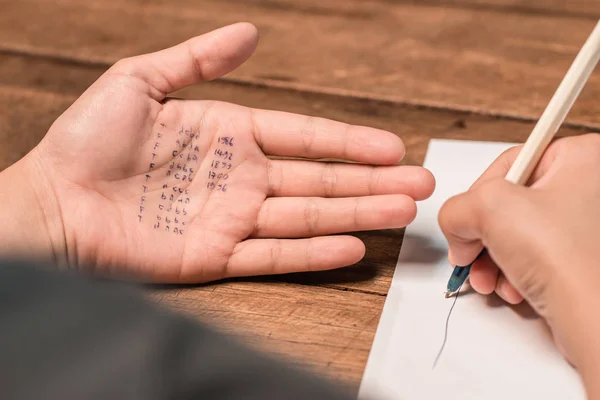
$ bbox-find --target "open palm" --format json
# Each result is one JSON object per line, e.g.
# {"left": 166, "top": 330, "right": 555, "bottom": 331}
{"left": 33, "top": 23, "right": 434, "bottom": 283}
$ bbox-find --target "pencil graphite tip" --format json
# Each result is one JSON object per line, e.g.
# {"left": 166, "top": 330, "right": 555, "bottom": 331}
{"left": 445, "top": 290, "right": 453, "bottom": 298}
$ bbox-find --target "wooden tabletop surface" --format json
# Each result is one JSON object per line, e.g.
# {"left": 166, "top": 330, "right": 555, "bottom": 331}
{"left": 1, "top": 0, "right": 599, "bottom": 393}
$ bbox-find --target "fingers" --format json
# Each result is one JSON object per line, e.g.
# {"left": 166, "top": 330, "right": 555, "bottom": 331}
{"left": 266, "top": 160, "right": 435, "bottom": 200}
{"left": 439, "top": 178, "right": 528, "bottom": 267}
{"left": 440, "top": 178, "right": 536, "bottom": 307}
{"left": 469, "top": 251, "right": 499, "bottom": 295}
{"left": 249, "top": 109, "right": 405, "bottom": 164}
{"left": 254, "top": 195, "right": 416, "bottom": 238}
{"left": 440, "top": 135, "right": 600, "bottom": 310}
{"left": 470, "top": 253, "right": 523, "bottom": 304}
{"left": 225, "top": 236, "right": 365, "bottom": 278}
{"left": 495, "top": 274, "right": 524, "bottom": 305}
{"left": 110, "top": 23, "right": 258, "bottom": 100}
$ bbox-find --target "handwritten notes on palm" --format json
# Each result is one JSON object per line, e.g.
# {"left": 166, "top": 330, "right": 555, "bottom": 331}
{"left": 136, "top": 124, "right": 234, "bottom": 236}
{"left": 359, "top": 140, "right": 585, "bottom": 400}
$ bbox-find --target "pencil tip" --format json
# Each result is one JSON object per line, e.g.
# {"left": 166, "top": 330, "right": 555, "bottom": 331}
{"left": 445, "top": 291, "right": 453, "bottom": 298}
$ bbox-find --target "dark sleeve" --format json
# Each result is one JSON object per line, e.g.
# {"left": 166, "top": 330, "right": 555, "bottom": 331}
{"left": 0, "top": 259, "right": 356, "bottom": 400}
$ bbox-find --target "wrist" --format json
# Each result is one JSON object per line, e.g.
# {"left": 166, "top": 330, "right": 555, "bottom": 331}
{"left": 558, "top": 287, "right": 600, "bottom": 398}
{"left": 578, "top": 323, "right": 600, "bottom": 399}
{"left": 582, "top": 362, "right": 600, "bottom": 400}
{"left": 0, "top": 151, "right": 67, "bottom": 267}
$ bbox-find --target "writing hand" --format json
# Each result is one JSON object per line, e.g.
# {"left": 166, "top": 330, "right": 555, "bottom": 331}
{"left": 5, "top": 23, "right": 434, "bottom": 283}
{"left": 438, "top": 134, "right": 600, "bottom": 395}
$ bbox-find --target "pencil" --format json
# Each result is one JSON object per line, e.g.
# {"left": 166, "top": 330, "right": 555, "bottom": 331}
{"left": 445, "top": 19, "right": 600, "bottom": 298}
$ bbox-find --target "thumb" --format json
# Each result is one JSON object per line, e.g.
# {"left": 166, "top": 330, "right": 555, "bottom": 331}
{"left": 109, "top": 22, "right": 259, "bottom": 100}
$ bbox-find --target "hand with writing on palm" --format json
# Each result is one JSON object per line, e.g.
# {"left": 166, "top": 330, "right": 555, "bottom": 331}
{"left": 28, "top": 23, "right": 434, "bottom": 282}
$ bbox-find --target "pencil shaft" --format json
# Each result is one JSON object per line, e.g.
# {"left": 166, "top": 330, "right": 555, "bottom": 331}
{"left": 444, "top": 20, "right": 600, "bottom": 296}
{"left": 505, "top": 20, "right": 600, "bottom": 185}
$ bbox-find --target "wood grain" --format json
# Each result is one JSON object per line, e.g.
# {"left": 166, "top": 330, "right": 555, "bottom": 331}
{"left": 152, "top": 281, "right": 383, "bottom": 387}
{"left": 2, "top": 0, "right": 599, "bottom": 390}
{"left": 394, "top": 0, "right": 600, "bottom": 18}
{"left": 1, "top": 0, "right": 599, "bottom": 128}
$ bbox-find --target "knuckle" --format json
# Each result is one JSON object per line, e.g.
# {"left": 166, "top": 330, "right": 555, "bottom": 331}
{"left": 304, "top": 199, "right": 320, "bottom": 236}
{"left": 500, "top": 145, "right": 522, "bottom": 161}
{"left": 353, "top": 198, "right": 361, "bottom": 229}
{"left": 268, "top": 240, "right": 282, "bottom": 273}
{"left": 266, "top": 160, "right": 279, "bottom": 195}
{"left": 249, "top": 108, "right": 263, "bottom": 147}
{"left": 187, "top": 40, "right": 205, "bottom": 81}
{"left": 322, "top": 163, "right": 337, "bottom": 197}
{"left": 494, "top": 145, "right": 523, "bottom": 173}
{"left": 473, "top": 179, "right": 507, "bottom": 211}
{"left": 111, "top": 57, "right": 136, "bottom": 74}
{"left": 367, "top": 166, "right": 378, "bottom": 196}
{"left": 582, "top": 133, "right": 600, "bottom": 156}
{"left": 341, "top": 123, "right": 354, "bottom": 160}
{"left": 305, "top": 238, "right": 314, "bottom": 271}
{"left": 470, "top": 180, "right": 516, "bottom": 237}
{"left": 553, "top": 136, "right": 579, "bottom": 153}
{"left": 556, "top": 133, "right": 600, "bottom": 152}
{"left": 199, "top": 101, "right": 223, "bottom": 132}
{"left": 254, "top": 203, "right": 270, "bottom": 235}
{"left": 301, "top": 116, "right": 316, "bottom": 156}
{"left": 551, "top": 133, "right": 600, "bottom": 166}
{"left": 510, "top": 262, "right": 551, "bottom": 316}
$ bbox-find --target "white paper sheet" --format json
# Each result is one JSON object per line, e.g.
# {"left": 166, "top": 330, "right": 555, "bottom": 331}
{"left": 358, "top": 139, "right": 585, "bottom": 400}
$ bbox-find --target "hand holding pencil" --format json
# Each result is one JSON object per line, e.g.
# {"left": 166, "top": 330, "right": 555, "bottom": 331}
{"left": 443, "top": 19, "right": 600, "bottom": 299}
{"left": 438, "top": 20, "right": 600, "bottom": 399}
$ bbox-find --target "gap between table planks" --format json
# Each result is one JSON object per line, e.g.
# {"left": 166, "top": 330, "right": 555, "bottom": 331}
{"left": 1, "top": 0, "right": 599, "bottom": 128}
{"left": 2, "top": 0, "right": 599, "bottom": 391}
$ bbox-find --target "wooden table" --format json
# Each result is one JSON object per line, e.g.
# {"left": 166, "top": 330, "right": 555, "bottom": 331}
{"left": 1, "top": 0, "right": 599, "bottom": 393}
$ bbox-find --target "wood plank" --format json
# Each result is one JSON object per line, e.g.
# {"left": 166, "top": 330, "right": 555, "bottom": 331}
{"left": 1, "top": 53, "right": 595, "bottom": 389}
{"left": 1, "top": 0, "right": 600, "bottom": 127}
{"left": 0, "top": 86, "right": 69, "bottom": 170}
{"left": 398, "top": 0, "right": 600, "bottom": 17}
{"left": 152, "top": 281, "right": 383, "bottom": 388}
